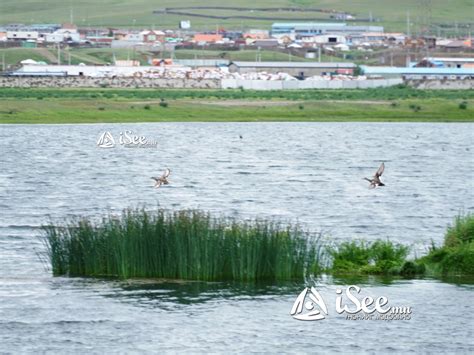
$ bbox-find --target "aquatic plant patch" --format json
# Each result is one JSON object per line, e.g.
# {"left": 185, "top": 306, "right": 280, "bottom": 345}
{"left": 44, "top": 209, "right": 324, "bottom": 282}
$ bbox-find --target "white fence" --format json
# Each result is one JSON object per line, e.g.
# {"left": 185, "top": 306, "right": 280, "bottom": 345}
{"left": 221, "top": 78, "right": 404, "bottom": 90}
{"left": 0, "top": 76, "right": 405, "bottom": 90}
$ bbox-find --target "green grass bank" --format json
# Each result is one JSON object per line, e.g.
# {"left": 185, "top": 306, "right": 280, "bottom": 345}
{"left": 1, "top": 87, "right": 473, "bottom": 123}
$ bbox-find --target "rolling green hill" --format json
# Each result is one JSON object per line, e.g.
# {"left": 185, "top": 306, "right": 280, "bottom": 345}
{"left": 0, "top": 0, "right": 472, "bottom": 33}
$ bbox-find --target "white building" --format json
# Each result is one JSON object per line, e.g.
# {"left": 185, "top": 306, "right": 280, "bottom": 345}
{"left": 13, "top": 64, "right": 158, "bottom": 77}
{"left": 45, "top": 29, "right": 80, "bottom": 43}
{"left": 301, "top": 34, "right": 347, "bottom": 45}
{"left": 7, "top": 31, "right": 39, "bottom": 40}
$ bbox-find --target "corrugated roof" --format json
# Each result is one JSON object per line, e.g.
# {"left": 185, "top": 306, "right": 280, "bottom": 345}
{"left": 272, "top": 23, "right": 347, "bottom": 28}
{"left": 175, "top": 59, "right": 230, "bottom": 66}
{"left": 231, "top": 61, "right": 356, "bottom": 68}
{"left": 361, "top": 66, "right": 474, "bottom": 74}
{"left": 425, "top": 57, "right": 474, "bottom": 63}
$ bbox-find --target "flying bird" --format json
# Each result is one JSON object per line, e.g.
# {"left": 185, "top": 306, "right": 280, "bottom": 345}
{"left": 152, "top": 168, "right": 170, "bottom": 188}
{"left": 364, "top": 163, "right": 385, "bottom": 189}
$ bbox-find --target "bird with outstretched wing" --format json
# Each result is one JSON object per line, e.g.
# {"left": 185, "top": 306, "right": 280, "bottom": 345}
{"left": 364, "top": 163, "right": 385, "bottom": 189}
{"left": 152, "top": 168, "right": 171, "bottom": 188}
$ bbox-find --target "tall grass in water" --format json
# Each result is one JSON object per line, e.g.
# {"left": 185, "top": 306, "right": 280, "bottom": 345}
{"left": 329, "top": 240, "right": 410, "bottom": 275}
{"left": 44, "top": 209, "right": 323, "bottom": 282}
{"left": 420, "top": 213, "right": 474, "bottom": 275}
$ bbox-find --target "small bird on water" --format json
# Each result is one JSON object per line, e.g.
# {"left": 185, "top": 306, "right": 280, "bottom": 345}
{"left": 152, "top": 168, "right": 170, "bottom": 188}
{"left": 364, "top": 163, "right": 385, "bottom": 189}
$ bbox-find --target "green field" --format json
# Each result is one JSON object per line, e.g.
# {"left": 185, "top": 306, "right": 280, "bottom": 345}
{"left": 0, "top": 47, "right": 322, "bottom": 67}
{"left": 1, "top": 0, "right": 472, "bottom": 33}
{"left": 0, "top": 88, "right": 472, "bottom": 123}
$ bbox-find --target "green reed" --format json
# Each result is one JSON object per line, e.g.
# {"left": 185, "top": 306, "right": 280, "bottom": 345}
{"left": 420, "top": 213, "right": 474, "bottom": 276}
{"left": 328, "top": 239, "right": 410, "bottom": 275}
{"left": 44, "top": 209, "right": 323, "bottom": 282}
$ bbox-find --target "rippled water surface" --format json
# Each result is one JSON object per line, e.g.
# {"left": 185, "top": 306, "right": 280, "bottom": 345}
{"left": 1, "top": 123, "right": 473, "bottom": 353}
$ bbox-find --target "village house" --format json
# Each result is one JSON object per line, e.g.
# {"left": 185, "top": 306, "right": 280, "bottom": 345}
{"left": 6, "top": 31, "right": 39, "bottom": 41}
{"left": 276, "top": 35, "right": 293, "bottom": 46}
{"left": 85, "top": 36, "right": 113, "bottom": 46}
{"left": 311, "top": 34, "right": 347, "bottom": 45}
{"left": 4, "top": 23, "right": 60, "bottom": 33}
{"left": 349, "top": 32, "right": 406, "bottom": 46}
{"left": 361, "top": 65, "right": 473, "bottom": 79}
{"left": 110, "top": 32, "right": 142, "bottom": 48}
{"left": 253, "top": 39, "right": 279, "bottom": 48}
{"left": 436, "top": 38, "right": 472, "bottom": 52}
{"left": 415, "top": 57, "right": 474, "bottom": 69}
{"left": 271, "top": 22, "right": 384, "bottom": 37}
{"left": 243, "top": 30, "right": 269, "bottom": 40}
{"left": 192, "top": 33, "right": 223, "bottom": 44}
{"left": 140, "top": 30, "right": 165, "bottom": 43}
{"left": 113, "top": 31, "right": 129, "bottom": 40}
{"left": 228, "top": 61, "right": 356, "bottom": 78}
{"left": 45, "top": 24, "right": 81, "bottom": 43}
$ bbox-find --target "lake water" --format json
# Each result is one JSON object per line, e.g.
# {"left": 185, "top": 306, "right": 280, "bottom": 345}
{"left": 1, "top": 123, "right": 473, "bottom": 353}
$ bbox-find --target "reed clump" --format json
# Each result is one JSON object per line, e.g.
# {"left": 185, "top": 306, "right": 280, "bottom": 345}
{"left": 420, "top": 213, "right": 474, "bottom": 275}
{"left": 44, "top": 209, "right": 323, "bottom": 282}
{"left": 328, "top": 240, "right": 410, "bottom": 275}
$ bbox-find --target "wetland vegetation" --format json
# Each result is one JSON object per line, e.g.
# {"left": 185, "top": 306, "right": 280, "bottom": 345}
{"left": 44, "top": 210, "right": 474, "bottom": 282}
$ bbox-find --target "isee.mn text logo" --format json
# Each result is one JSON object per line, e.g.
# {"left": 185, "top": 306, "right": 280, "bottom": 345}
{"left": 97, "top": 131, "right": 157, "bottom": 148}
{"left": 290, "top": 286, "right": 412, "bottom": 321}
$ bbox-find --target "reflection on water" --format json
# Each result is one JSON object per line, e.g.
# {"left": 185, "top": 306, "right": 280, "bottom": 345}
{"left": 87, "top": 279, "right": 304, "bottom": 309}
{"left": 2, "top": 273, "right": 473, "bottom": 352}
{"left": 66, "top": 275, "right": 474, "bottom": 310}
{"left": 0, "top": 123, "right": 473, "bottom": 352}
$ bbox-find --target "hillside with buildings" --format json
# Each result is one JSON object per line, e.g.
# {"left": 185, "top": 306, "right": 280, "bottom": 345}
{"left": 0, "top": 2, "right": 472, "bottom": 89}
{"left": 1, "top": 0, "right": 473, "bottom": 34}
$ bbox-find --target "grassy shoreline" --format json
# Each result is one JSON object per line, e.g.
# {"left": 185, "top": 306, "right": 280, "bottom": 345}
{"left": 1, "top": 87, "right": 473, "bottom": 123}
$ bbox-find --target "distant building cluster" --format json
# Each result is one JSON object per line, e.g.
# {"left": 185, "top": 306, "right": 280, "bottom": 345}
{"left": 1, "top": 21, "right": 472, "bottom": 52}
{"left": 1, "top": 20, "right": 472, "bottom": 83}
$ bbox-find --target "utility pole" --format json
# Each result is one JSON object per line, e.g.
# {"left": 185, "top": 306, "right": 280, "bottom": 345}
{"left": 406, "top": 11, "right": 411, "bottom": 37}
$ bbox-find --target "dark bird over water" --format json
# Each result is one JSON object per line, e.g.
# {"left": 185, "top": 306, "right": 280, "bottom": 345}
{"left": 364, "top": 163, "right": 385, "bottom": 189}
{"left": 152, "top": 168, "right": 170, "bottom": 188}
